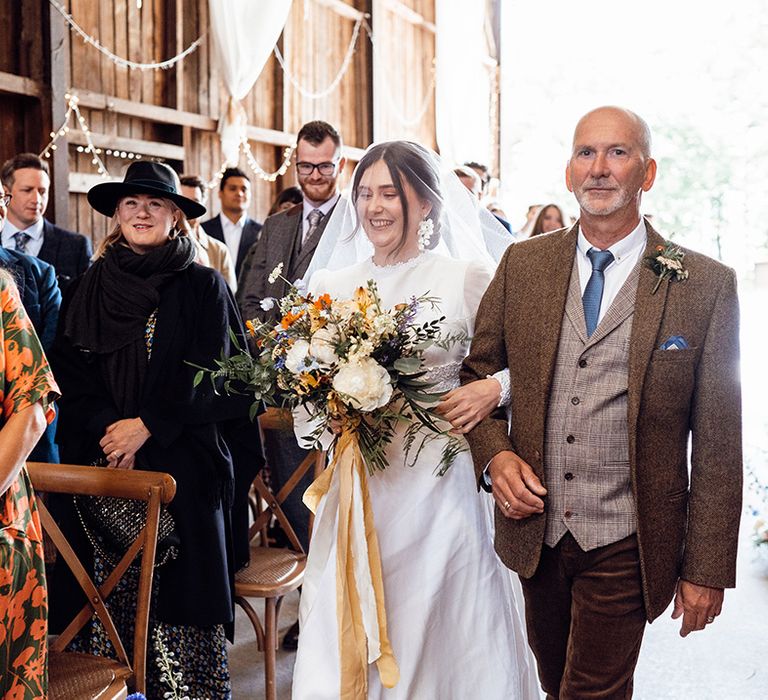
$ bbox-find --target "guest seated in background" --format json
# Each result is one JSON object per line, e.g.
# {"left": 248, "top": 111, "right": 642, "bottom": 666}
{"left": 0, "top": 153, "right": 92, "bottom": 292}
{"left": 201, "top": 167, "right": 262, "bottom": 278}
{"left": 267, "top": 185, "right": 303, "bottom": 216}
{"left": 529, "top": 202, "right": 566, "bottom": 237}
{"left": 0, "top": 270, "right": 59, "bottom": 700}
{"left": 179, "top": 174, "right": 237, "bottom": 292}
{"left": 0, "top": 183, "right": 61, "bottom": 463}
{"left": 48, "top": 161, "right": 253, "bottom": 700}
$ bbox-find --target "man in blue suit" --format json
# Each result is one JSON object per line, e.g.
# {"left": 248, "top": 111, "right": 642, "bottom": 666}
{"left": 0, "top": 183, "right": 61, "bottom": 462}
{"left": 201, "top": 167, "right": 262, "bottom": 278}
{"left": 1, "top": 153, "right": 92, "bottom": 292}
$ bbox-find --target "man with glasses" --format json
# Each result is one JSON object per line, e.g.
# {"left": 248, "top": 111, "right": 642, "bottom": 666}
{"left": 236, "top": 120, "right": 345, "bottom": 651}
{"left": 0, "top": 183, "right": 61, "bottom": 462}
{"left": 237, "top": 120, "right": 345, "bottom": 323}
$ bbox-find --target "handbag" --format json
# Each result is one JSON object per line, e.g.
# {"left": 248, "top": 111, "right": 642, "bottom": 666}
{"left": 73, "top": 459, "right": 180, "bottom": 568}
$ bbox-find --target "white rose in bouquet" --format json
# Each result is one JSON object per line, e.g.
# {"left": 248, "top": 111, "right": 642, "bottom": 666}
{"left": 309, "top": 326, "right": 339, "bottom": 366}
{"left": 285, "top": 339, "right": 311, "bottom": 374}
{"left": 333, "top": 358, "right": 393, "bottom": 412}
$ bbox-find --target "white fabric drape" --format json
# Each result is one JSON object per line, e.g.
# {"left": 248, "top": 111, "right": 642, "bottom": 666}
{"left": 434, "top": 0, "right": 494, "bottom": 165}
{"left": 208, "top": 0, "right": 293, "bottom": 164}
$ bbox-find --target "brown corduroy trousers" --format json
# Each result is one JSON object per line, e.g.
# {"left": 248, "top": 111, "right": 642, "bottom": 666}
{"left": 520, "top": 533, "right": 647, "bottom": 699}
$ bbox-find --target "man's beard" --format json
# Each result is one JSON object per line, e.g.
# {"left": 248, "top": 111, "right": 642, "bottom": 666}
{"left": 301, "top": 179, "right": 336, "bottom": 203}
{"left": 575, "top": 181, "right": 634, "bottom": 217}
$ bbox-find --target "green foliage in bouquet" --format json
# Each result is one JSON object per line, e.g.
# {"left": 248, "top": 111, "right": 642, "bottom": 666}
{"left": 193, "top": 269, "right": 467, "bottom": 476}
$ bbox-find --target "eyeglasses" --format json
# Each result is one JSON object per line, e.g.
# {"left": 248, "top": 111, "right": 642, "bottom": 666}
{"left": 296, "top": 161, "right": 339, "bottom": 177}
{"left": 0, "top": 194, "right": 10, "bottom": 206}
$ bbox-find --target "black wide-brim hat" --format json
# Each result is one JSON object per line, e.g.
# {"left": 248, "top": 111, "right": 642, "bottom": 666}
{"left": 87, "top": 161, "right": 206, "bottom": 220}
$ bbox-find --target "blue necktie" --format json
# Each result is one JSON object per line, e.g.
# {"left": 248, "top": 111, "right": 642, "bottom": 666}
{"left": 582, "top": 248, "right": 614, "bottom": 337}
{"left": 13, "top": 231, "right": 31, "bottom": 254}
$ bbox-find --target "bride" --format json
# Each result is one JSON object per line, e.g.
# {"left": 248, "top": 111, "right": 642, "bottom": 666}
{"left": 291, "top": 141, "right": 539, "bottom": 699}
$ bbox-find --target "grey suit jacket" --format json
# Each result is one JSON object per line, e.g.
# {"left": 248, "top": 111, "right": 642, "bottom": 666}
{"left": 236, "top": 201, "right": 336, "bottom": 323}
{"left": 461, "top": 221, "right": 742, "bottom": 621}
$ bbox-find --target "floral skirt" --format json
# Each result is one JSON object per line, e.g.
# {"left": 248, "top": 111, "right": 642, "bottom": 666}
{"left": 70, "top": 556, "right": 230, "bottom": 700}
{"left": 0, "top": 530, "right": 48, "bottom": 700}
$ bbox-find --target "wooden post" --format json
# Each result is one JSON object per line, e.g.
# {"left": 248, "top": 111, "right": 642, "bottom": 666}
{"left": 48, "top": 0, "right": 71, "bottom": 227}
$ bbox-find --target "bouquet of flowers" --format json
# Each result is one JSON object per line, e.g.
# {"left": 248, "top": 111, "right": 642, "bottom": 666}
{"left": 195, "top": 263, "right": 465, "bottom": 476}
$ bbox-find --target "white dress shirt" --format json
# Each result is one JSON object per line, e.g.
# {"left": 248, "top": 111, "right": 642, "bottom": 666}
{"left": 2, "top": 217, "right": 45, "bottom": 257}
{"left": 220, "top": 212, "right": 247, "bottom": 260}
{"left": 302, "top": 194, "right": 340, "bottom": 244}
{"left": 576, "top": 217, "right": 647, "bottom": 326}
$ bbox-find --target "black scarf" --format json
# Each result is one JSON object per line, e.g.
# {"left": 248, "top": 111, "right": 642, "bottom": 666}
{"left": 64, "top": 236, "right": 196, "bottom": 417}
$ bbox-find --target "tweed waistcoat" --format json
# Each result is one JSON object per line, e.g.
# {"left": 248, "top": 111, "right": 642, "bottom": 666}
{"left": 544, "top": 256, "right": 641, "bottom": 550}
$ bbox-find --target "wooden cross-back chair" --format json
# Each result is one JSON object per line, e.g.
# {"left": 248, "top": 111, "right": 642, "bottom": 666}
{"left": 27, "top": 462, "right": 176, "bottom": 700}
{"left": 234, "top": 407, "right": 325, "bottom": 700}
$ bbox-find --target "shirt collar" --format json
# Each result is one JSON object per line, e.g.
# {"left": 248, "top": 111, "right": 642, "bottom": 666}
{"left": 303, "top": 193, "right": 340, "bottom": 220}
{"left": 577, "top": 217, "right": 647, "bottom": 265}
{"left": 220, "top": 212, "right": 247, "bottom": 230}
{"left": 3, "top": 216, "right": 44, "bottom": 240}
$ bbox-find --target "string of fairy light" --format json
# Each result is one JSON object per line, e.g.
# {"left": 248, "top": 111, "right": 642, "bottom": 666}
{"left": 40, "top": 93, "right": 111, "bottom": 177}
{"left": 45, "top": 1, "right": 455, "bottom": 181}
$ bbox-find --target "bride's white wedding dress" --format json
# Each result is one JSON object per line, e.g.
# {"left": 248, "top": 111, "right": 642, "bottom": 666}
{"left": 292, "top": 252, "right": 540, "bottom": 699}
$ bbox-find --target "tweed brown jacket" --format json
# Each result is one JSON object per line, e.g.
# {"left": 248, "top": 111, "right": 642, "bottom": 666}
{"left": 461, "top": 221, "right": 742, "bottom": 621}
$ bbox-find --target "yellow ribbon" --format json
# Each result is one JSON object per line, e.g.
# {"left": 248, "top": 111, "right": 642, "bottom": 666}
{"left": 304, "top": 430, "right": 400, "bottom": 699}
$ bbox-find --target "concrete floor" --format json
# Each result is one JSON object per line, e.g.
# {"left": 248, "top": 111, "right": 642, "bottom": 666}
{"left": 227, "top": 515, "right": 768, "bottom": 700}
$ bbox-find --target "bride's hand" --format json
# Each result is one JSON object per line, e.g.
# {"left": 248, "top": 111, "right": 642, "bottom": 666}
{"left": 436, "top": 378, "right": 502, "bottom": 434}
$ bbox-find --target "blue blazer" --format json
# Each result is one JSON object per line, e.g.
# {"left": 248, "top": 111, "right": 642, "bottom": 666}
{"left": 0, "top": 246, "right": 62, "bottom": 462}
{"left": 40, "top": 219, "right": 92, "bottom": 292}
{"left": 201, "top": 215, "right": 262, "bottom": 279}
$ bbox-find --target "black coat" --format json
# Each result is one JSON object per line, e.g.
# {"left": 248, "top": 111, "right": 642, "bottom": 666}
{"left": 201, "top": 214, "right": 262, "bottom": 279}
{"left": 49, "top": 262, "right": 259, "bottom": 628}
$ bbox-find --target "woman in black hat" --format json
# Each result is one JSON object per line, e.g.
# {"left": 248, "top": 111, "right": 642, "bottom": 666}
{"left": 48, "top": 161, "right": 252, "bottom": 698}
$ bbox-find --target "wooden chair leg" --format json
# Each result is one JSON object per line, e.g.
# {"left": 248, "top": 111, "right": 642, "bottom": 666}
{"left": 236, "top": 596, "right": 266, "bottom": 651}
{"left": 264, "top": 597, "right": 277, "bottom": 700}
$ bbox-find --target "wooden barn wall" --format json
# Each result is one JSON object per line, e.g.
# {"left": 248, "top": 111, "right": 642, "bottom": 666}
{"left": 372, "top": 0, "right": 436, "bottom": 148}
{"left": 0, "top": 0, "right": 440, "bottom": 248}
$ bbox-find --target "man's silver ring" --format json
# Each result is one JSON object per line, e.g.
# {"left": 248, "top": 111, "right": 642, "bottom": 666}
{"left": 706, "top": 615, "right": 715, "bottom": 623}
{"left": 503, "top": 500, "right": 511, "bottom": 510}
{"left": 112, "top": 451, "right": 121, "bottom": 459}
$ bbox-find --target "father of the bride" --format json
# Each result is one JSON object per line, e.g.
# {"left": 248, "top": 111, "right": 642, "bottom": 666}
{"left": 462, "top": 106, "right": 742, "bottom": 698}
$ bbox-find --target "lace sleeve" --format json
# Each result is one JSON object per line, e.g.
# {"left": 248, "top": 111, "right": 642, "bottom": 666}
{"left": 489, "top": 369, "right": 511, "bottom": 407}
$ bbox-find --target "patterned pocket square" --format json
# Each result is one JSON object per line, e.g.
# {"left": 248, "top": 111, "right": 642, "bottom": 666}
{"left": 659, "top": 335, "right": 689, "bottom": 350}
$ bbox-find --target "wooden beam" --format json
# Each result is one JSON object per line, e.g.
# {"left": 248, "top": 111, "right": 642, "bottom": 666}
{"left": 69, "top": 172, "right": 117, "bottom": 194}
{"left": 71, "top": 87, "right": 366, "bottom": 160}
{"left": 49, "top": 0, "right": 70, "bottom": 226}
{"left": 67, "top": 130, "right": 186, "bottom": 161}
{"left": 0, "top": 71, "right": 44, "bottom": 98}
{"left": 75, "top": 88, "right": 218, "bottom": 131}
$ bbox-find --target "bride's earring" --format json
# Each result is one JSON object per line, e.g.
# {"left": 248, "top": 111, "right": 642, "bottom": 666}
{"left": 417, "top": 217, "right": 434, "bottom": 252}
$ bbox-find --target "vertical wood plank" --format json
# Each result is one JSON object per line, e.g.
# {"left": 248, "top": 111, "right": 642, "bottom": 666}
{"left": 48, "top": 0, "right": 71, "bottom": 227}
{"left": 114, "top": 0, "right": 129, "bottom": 98}
{"left": 99, "top": 0, "right": 116, "bottom": 97}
